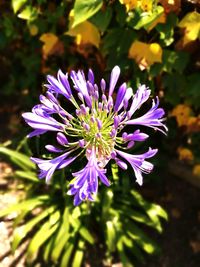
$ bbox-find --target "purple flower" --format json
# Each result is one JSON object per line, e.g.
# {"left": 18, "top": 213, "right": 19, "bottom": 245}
{"left": 67, "top": 148, "right": 110, "bottom": 206}
{"left": 23, "top": 66, "right": 167, "bottom": 205}
{"left": 115, "top": 148, "right": 158, "bottom": 185}
{"left": 31, "top": 152, "right": 76, "bottom": 184}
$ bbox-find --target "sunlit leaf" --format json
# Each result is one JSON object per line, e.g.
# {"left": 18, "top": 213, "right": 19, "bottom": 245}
{"left": 177, "top": 147, "right": 194, "bottom": 162}
{"left": 17, "top": 5, "right": 37, "bottom": 21}
{"left": 40, "top": 33, "right": 64, "bottom": 58}
{"left": 193, "top": 164, "right": 200, "bottom": 176}
{"left": 51, "top": 207, "right": 70, "bottom": 261}
{"left": 117, "top": 238, "right": 133, "bottom": 267}
{"left": 147, "top": 13, "right": 166, "bottom": 31}
{"left": 12, "top": 206, "right": 56, "bottom": 251}
{"left": 15, "top": 170, "right": 39, "bottom": 182}
{"left": 12, "top": 0, "right": 27, "bottom": 13}
{"left": 67, "top": 21, "right": 100, "bottom": 48}
{"left": 126, "top": 220, "right": 160, "bottom": 254}
{"left": 60, "top": 237, "right": 75, "bottom": 267}
{"left": 129, "top": 41, "right": 162, "bottom": 70}
{"left": 130, "top": 190, "right": 168, "bottom": 221}
{"left": 133, "top": 6, "right": 164, "bottom": 30}
{"left": 106, "top": 221, "right": 116, "bottom": 252}
{"left": 0, "top": 196, "right": 48, "bottom": 218}
{"left": 79, "top": 226, "right": 95, "bottom": 244}
{"left": 171, "top": 104, "right": 192, "bottom": 127}
{"left": 156, "top": 13, "right": 178, "bottom": 46}
{"left": 27, "top": 211, "right": 60, "bottom": 260}
{"left": 72, "top": 240, "right": 85, "bottom": 267}
{"left": 119, "top": 0, "right": 137, "bottom": 11}
{"left": 73, "top": 0, "right": 103, "bottom": 28}
{"left": 0, "top": 146, "right": 35, "bottom": 170}
{"left": 178, "top": 11, "right": 200, "bottom": 46}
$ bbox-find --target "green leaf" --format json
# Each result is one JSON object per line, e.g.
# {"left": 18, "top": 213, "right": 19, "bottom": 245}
{"left": 12, "top": 0, "right": 27, "bottom": 13}
{"left": 122, "top": 235, "right": 145, "bottom": 263}
{"left": 15, "top": 170, "right": 39, "bottom": 182}
{"left": 90, "top": 7, "right": 112, "bottom": 32}
{"left": 156, "top": 13, "right": 178, "bottom": 46}
{"left": 106, "top": 220, "right": 116, "bottom": 252}
{"left": 118, "top": 205, "right": 162, "bottom": 232}
{"left": 130, "top": 190, "right": 168, "bottom": 220}
{"left": 27, "top": 211, "right": 60, "bottom": 260}
{"left": 0, "top": 196, "right": 48, "bottom": 218}
{"left": 69, "top": 215, "right": 94, "bottom": 244}
{"left": 17, "top": 6, "right": 37, "bottom": 21}
{"left": 43, "top": 236, "right": 55, "bottom": 262}
{"left": 80, "top": 226, "right": 95, "bottom": 244}
{"left": 51, "top": 207, "right": 70, "bottom": 262}
{"left": 72, "top": 240, "right": 85, "bottom": 267}
{"left": 73, "top": 0, "right": 103, "bottom": 28}
{"left": 12, "top": 206, "right": 56, "bottom": 251}
{"left": 162, "top": 73, "right": 187, "bottom": 105}
{"left": 103, "top": 28, "right": 136, "bottom": 55}
{"left": 111, "top": 163, "right": 119, "bottom": 181}
{"left": 131, "top": 6, "right": 164, "bottom": 30}
{"left": 126, "top": 220, "right": 160, "bottom": 254}
{"left": 117, "top": 238, "right": 133, "bottom": 267}
{"left": 60, "top": 237, "right": 75, "bottom": 267}
{"left": 0, "top": 146, "right": 35, "bottom": 171}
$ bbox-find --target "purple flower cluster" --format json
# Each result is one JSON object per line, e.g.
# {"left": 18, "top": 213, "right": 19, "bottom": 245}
{"left": 22, "top": 66, "right": 167, "bottom": 205}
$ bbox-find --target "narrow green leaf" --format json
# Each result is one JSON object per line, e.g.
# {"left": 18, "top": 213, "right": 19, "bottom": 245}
{"left": 117, "top": 205, "right": 162, "bottom": 232}
{"left": 12, "top": 0, "right": 27, "bottom": 13}
{"left": 0, "top": 196, "right": 48, "bottom": 218}
{"left": 72, "top": 240, "right": 85, "bottom": 267}
{"left": 12, "top": 206, "right": 56, "bottom": 251}
{"left": 79, "top": 226, "right": 95, "bottom": 244}
{"left": 27, "top": 211, "right": 60, "bottom": 260}
{"left": 125, "top": 220, "right": 160, "bottom": 254}
{"left": 106, "top": 221, "right": 116, "bottom": 252}
{"left": 51, "top": 207, "right": 70, "bottom": 262}
{"left": 60, "top": 237, "right": 75, "bottom": 267}
{"left": 117, "top": 238, "right": 133, "bottom": 267}
{"left": 69, "top": 215, "right": 94, "bottom": 244}
{"left": 122, "top": 235, "right": 144, "bottom": 263}
{"left": 15, "top": 170, "right": 39, "bottom": 182}
{"left": 72, "top": 0, "right": 103, "bottom": 28}
{"left": 130, "top": 190, "right": 168, "bottom": 221}
{"left": 43, "top": 235, "right": 55, "bottom": 262}
{"left": 0, "top": 146, "right": 35, "bottom": 170}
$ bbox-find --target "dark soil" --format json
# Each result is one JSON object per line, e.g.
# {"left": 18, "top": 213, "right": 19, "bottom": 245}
{"left": 141, "top": 173, "right": 200, "bottom": 267}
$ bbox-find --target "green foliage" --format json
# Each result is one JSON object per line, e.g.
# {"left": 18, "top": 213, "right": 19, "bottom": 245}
{"left": 1, "top": 0, "right": 200, "bottom": 265}
{"left": 73, "top": 0, "right": 103, "bottom": 27}
{"left": 0, "top": 146, "right": 167, "bottom": 266}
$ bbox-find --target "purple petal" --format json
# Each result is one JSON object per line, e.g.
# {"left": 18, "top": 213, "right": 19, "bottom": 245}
{"left": 56, "top": 132, "right": 68, "bottom": 146}
{"left": 109, "top": 66, "right": 120, "bottom": 96}
{"left": 114, "top": 83, "right": 127, "bottom": 112}
{"left": 88, "top": 69, "right": 94, "bottom": 84}
{"left": 45, "top": 145, "right": 63, "bottom": 153}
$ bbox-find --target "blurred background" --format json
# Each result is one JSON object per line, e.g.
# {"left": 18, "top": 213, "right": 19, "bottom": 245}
{"left": 0, "top": 0, "right": 200, "bottom": 266}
